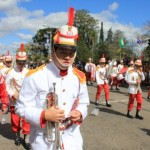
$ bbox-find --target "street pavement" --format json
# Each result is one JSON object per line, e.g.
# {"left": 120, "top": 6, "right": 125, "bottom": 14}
{"left": 0, "top": 84, "right": 150, "bottom": 150}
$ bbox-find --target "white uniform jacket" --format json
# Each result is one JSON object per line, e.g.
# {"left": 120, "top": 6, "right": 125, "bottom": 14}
{"left": 126, "top": 69, "right": 145, "bottom": 94}
{"left": 85, "top": 63, "right": 93, "bottom": 73}
{"left": 96, "top": 66, "right": 107, "bottom": 85}
{"left": 15, "top": 61, "right": 89, "bottom": 150}
{"left": 110, "top": 66, "right": 118, "bottom": 77}
{"left": 5, "top": 67, "right": 29, "bottom": 106}
{"left": 125, "top": 66, "right": 134, "bottom": 81}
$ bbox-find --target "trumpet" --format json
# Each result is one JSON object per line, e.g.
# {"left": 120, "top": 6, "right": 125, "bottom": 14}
{"left": 136, "top": 70, "right": 142, "bottom": 93}
{"left": 45, "top": 82, "right": 62, "bottom": 150}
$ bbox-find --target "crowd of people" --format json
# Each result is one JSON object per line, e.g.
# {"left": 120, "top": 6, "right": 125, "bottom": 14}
{"left": 0, "top": 7, "right": 150, "bottom": 150}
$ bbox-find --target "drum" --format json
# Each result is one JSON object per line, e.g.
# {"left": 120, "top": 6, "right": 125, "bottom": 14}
{"left": 117, "top": 74, "right": 124, "bottom": 80}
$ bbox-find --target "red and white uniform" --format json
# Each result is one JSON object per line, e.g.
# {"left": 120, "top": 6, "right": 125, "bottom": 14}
{"left": 15, "top": 62, "right": 89, "bottom": 150}
{"left": 5, "top": 67, "right": 30, "bottom": 135}
{"left": 125, "top": 66, "right": 134, "bottom": 82}
{"left": 95, "top": 65, "right": 110, "bottom": 101}
{"left": 110, "top": 65, "right": 119, "bottom": 87}
{"left": 126, "top": 69, "right": 145, "bottom": 111}
{"left": 85, "top": 63, "right": 96, "bottom": 83}
{"left": 0, "top": 72, "right": 9, "bottom": 109}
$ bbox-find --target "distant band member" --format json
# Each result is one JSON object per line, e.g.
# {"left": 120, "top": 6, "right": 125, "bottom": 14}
{"left": 0, "top": 51, "right": 12, "bottom": 78}
{"left": 110, "top": 61, "right": 119, "bottom": 90}
{"left": 6, "top": 44, "right": 31, "bottom": 149}
{"left": 95, "top": 55, "right": 111, "bottom": 107}
{"left": 85, "top": 58, "right": 96, "bottom": 85}
{"left": 126, "top": 59, "right": 145, "bottom": 120}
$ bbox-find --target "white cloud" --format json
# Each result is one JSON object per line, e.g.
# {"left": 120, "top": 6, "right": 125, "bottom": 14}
{"left": 17, "top": 33, "right": 33, "bottom": 40}
{"left": 108, "top": 2, "right": 119, "bottom": 11}
{"left": 0, "top": 0, "right": 17, "bottom": 11}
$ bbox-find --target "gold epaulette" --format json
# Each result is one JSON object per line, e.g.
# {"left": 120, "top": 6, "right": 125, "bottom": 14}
{"left": 5, "top": 68, "right": 12, "bottom": 75}
{"left": 26, "top": 64, "right": 45, "bottom": 77}
{"left": 0, "top": 66, "right": 5, "bottom": 70}
{"left": 73, "top": 67, "right": 86, "bottom": 84}
{"left": 129, "top": 69, "right": 134, "bottom": 74}
{"left": 96, "top": 65, "right": 101, "bottom": 71}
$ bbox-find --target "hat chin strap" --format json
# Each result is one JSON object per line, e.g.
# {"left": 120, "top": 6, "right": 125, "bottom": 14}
{"left": 53, "top": 51, "right": 71, "bottom": 69}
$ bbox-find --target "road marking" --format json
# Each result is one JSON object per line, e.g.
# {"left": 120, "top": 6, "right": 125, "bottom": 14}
{"left": 110, "top": 99, "right": 128, "bottom": 103}
{"left": 98, "top": 99, "right": 128, "bottom": 104}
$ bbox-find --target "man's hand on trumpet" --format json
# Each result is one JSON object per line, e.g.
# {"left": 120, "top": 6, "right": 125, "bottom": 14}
{"left": 45, "top": 106, "right": 65, "bottom": 123}
{"left": 68, "top": 110, "right": 82, "bottom": 122}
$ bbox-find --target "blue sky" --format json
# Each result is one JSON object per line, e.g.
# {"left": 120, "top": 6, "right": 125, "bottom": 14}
{"left": 0, "top": 0, "right": 149, "bottom": 55}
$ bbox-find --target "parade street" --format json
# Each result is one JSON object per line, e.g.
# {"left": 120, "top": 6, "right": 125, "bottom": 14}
{"left": 0, "top": 85, "right": 150, "bottom": 150}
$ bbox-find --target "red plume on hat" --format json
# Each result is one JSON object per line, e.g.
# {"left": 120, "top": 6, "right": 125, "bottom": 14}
{"left": 68, "top": 7, "right": 75, "bottom": 26}
{"left": 20, "top": 43, "right": 24, "bottom": 52}
{"left": 16, "top": 43, "right": 27, "bottom": 61}
{"left": 53, "top": 7, "right": 78, "bottom": 46}
{"left": 100, "top": 53, "right": 106, "bottom": 63}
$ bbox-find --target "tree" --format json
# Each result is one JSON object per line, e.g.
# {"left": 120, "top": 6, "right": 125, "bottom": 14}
{"left": 143, "top": 39, "right": 150, "bottom": 62}
{"left": 142, "top": 20, "right": 150, "bottom": 61}
{"left": 74, "top": 9, "right": 99, "bottom": 61}
{"left": 99, "top": 22, "right": 104, "bottom": 44}
{"left": 98, "top": 22, "right": 106, "bottom": 59}
{"left": 28, "top": 27, "right": 57, "bottom": 62}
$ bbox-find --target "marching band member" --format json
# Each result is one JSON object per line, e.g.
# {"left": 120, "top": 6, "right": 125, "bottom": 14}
{"left": 95, "top": 55, "right": 111, "bottom": 107}
{"left": 84, "top": 57, "right": 96, "bottom": 85}
{"left": 110, "top": 61, "right": 119, "bottom": 90}
{"left": 0, "top": 51, "right": 12, "bottom": 78}
{"left": 0, "top": 72, "right": 9, "bottom": 115}
{"left": 5, "top": 44, "right": 31, "bottom": 149}
{"left": 15, "top": 7, "right": 89, "bottom": 150}
{"left": 126, "top": 59, "right": 145, "bottom": 120}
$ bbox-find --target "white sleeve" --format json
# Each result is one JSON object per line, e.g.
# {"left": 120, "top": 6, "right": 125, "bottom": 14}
{"left": 95, "top": 69, "right": 100, "bottom": 85}
{"left": 140, "top": 72, "right": 145, "bottom": 81}
{"left": 84, "top": 64, "right": 88, "bottom": 72}
{"left": 75, "top": 83, "right": 89, "bottom": 120}
{"left": 5, "top": 72, "right": 15, "bottom": 97}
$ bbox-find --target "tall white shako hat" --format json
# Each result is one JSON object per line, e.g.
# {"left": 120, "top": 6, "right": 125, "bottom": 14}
{"left": 135, "top": 59, "right": 142, "bottom": 66}
{"left": 130, "top": 60, "right": 134, "bottom": 65}
{"left": 5, "top": 51, "right": 12, "bottom": 62}
{"left": 16, "top": 43, "right": 27, "bottom": 62}
{"left": 100, "top": 54, "right": 106, "bottom": 63}
{"left": 53, "top": 7, "right": 78, "bottom": 51}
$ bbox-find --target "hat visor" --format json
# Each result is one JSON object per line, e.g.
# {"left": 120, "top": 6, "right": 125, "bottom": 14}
{"left": 54, "top": 44, "right": 77, "bottom": 51}
{"left": 135, "top": 63, "right": 142, "bottom": 67}
{"left": 16, "top": 60, "right": 26, "bottom": 64}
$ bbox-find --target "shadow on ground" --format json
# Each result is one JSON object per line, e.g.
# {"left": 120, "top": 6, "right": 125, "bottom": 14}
{"left": 0, "top": 123, "right": 15, "bottom": 140}
{"left": 140, "top": 128, "right": 150, "bottom": 136}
